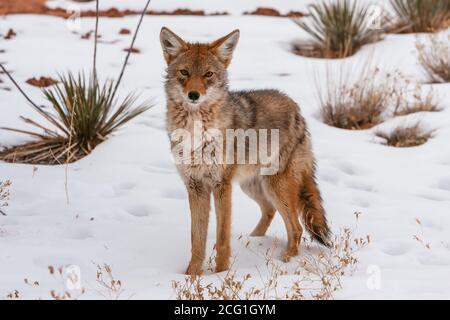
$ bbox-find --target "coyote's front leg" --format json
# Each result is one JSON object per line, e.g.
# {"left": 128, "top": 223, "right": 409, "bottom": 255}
{"left": 213, "top": 182, "right": 232, "bottom": 272}
{"left": 186, "top": 181, "right": 211, "bottom": 275}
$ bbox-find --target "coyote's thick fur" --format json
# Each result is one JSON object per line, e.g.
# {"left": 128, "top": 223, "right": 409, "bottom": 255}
{"left": 160, "top": 27, "right": 330, "bottom": 275}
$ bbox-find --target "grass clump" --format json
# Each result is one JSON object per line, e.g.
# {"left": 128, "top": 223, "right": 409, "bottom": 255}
{"left": 416, "top": 34, "right": 450, "bottom": 83}
{"left": 376, "top": 123, "right": 432, "bottom": 147}
{"left": 394, "top": 90, "right": 440, "bottom": 116}
{"left": 318, "top": 65, "right": 401, "bottom": 130}
{"left": 389, "top": 0, "right": 450, "bottom": 33}
{"left": 293, "top": 0, "right": 383, "bottom": 58}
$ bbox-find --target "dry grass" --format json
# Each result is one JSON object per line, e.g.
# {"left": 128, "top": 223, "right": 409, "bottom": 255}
{"left": 172, "top": 214, "right": 370, "bottom": 300}
{"left": 389, "top": 0, "right": 450, "bottom": 33}
{"left": 318, "top": 65, "right": 402, "bottom": 130}
{"left": 292, "top": 0, "right": 383, "bottom": 59}
{"left": 47, "top": 265, "right": 86, "bottom": 300}
{"left": 413, "top": 218, "right": 431, "bottom": 250}
{"left": 376, "top": 123, "right": 432, "bottom": 148}
{"left": 394, "top": 90, "right": 440, "bottom": 116}
{"left": 93, "top": 264, "right": 126, "bottom": 300}
{"left": 416, "top": 34, "right": 450, "bottom": 83}
{"left": 0, "top": 180, "right": 11, "bottom": 216}
{"left": 2, "top": 263, "right": 128, "bottom": 300}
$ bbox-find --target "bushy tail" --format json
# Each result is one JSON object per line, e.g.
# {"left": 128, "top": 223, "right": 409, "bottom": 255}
{"left": 299, "top": 173, "right": 331, "bottom": 247}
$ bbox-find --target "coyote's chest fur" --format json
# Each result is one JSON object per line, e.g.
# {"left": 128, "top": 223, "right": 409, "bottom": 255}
{"left": 167, "top": 102, "right": 230, "bottom": 184}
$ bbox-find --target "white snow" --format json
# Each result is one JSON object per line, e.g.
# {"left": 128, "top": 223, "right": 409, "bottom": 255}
{"left": 1, "top": 1, "right": 450, "bottom": 299}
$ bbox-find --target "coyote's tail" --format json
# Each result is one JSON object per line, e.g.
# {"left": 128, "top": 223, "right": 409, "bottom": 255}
{"left": 299, "top": 172, "right": 331, "bottom": 247}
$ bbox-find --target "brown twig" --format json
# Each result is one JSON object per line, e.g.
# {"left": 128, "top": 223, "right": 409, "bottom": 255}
{"left": 111, "top": 0, "right": 152, "bottom": 101}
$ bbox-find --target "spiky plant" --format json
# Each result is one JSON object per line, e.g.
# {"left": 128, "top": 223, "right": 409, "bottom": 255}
{"left": 0, "top": 74, "right": 151, "bottom": 164}
{"left": 293, "top": 0, "right": 383, "bottom": 58}
{"left": 0, "top": 0, "right": 152, "bottom": 164}
{"left": 389, "top": 0, "right": 450, "bottom": 33}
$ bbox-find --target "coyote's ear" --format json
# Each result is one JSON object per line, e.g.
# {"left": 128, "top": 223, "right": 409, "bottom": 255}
{"left": 210, "top": 29, "right": 240, "bottom": 67}
{"left": 160, "top": 27, "right": 188, "bottom": 64}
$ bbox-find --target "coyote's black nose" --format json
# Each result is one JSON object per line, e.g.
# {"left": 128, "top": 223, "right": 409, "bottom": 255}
{"left": 188, "top": 91, "right": 200, "bottom": 101}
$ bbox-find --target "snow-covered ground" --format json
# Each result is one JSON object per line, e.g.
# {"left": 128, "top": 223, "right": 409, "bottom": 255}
{"left": 1, "top": 1, "right": 450, "bottom": 299}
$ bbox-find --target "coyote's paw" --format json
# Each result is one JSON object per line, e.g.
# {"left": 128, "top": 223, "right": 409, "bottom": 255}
{"left": 215, "top": 257, "right": 230, "bottom": 273}
{"left": 215, "top": 264, "right": 230, "bottom": 273}
{"left": 185, "top": 262, "right": 203, "bottom": 276}
{"left": 282, "top": 248, "right": 299, "bottom": 263}
{"left": 250, "top": 229, "right": 266, "bottom": 237}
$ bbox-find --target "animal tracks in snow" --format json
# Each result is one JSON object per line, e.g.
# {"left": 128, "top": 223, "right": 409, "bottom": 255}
{"left": 126, "top": 204, "right": 154, "bottom": 218}
{"left": 436, "top": 177, "right": 450, "bottom": 192}
{"left": 380, "top": 240, "right": 412, "bottom": 256}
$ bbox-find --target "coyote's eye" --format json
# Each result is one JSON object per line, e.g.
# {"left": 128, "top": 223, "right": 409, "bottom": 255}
{"left": 204, "top": 71, "right": 214, "bottom": 78}
{"left": 180, "top": 69, "right": 189, "bottom": 76}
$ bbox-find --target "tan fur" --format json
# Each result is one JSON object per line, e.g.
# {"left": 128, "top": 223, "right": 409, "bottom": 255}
{"left": 160, "top": 27, "right": 330, "bottom": 275}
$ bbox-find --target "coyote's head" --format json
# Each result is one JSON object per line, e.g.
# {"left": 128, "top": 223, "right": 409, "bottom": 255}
{"left": 160, "top": 27, "right": 240, "bottom": 108}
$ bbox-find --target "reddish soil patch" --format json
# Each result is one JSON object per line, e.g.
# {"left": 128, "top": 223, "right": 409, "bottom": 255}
{"left": 119, "top": 28, "right": 131, "bottom": 35}
{"left": 244, "top": 7, "right": 305, "bottom": 18}
{"left": 26, "top": 76, "right": 58, "bottom": 88}
{"left": 0, "top": 0, "right": 229, "bottom": 18}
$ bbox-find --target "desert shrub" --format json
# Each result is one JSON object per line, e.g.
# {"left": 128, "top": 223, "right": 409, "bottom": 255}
{"left": 0, "top": 0, "right": 152, "bottom": 165}
{"left": 318, "top": 65, "right": 402, "bottom": 130}
{"left": 0, "top": 180, "right": 11, "bottom": 216}
{"left": 389, "top": 0, "right": 450, "bottom": 33}
{"left": 416, "top": 33, "right": 450, "bottom": 83}
{"left": 376, "top": 123, "right": 432, "bottom": 147}
{"left": 293, "top": 0, "right": 383, "bottom": 58}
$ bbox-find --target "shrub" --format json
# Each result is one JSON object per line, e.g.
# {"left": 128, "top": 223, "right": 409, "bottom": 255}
{"left": 318, "top": 66, "right": 401, "bottom": 130}
{"left": 389, "top": 0, "right": 450, "bottom": 33}
{"left": 394, "top": 90, "right": 440, "bottom": 116}
{"left": 376, "top": 123, "right": 432, "bottom": 147}
{"left": 416, "top": 33, "right": 450, "bottom": 83}
{"left": 293, "top": 0, "right": 383, "bottom": 58}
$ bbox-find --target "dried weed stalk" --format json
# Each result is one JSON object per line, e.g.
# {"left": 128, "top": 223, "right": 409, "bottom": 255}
{"left": 172, "top": 214, "right": 369, "bottom": 300}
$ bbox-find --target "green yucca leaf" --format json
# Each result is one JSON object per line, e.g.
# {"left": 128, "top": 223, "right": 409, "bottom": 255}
{"left": 1, "top": 72, "right": 152, "bottom": 164}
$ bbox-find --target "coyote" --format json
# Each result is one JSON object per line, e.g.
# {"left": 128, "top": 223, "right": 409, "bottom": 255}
{"left": 160, "top": 27, "right": 330, "bottom": 275}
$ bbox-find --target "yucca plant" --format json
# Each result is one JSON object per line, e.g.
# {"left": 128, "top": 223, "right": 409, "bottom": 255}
{"left": 0, "top": 74, "right": 151, "bottom": 164}
{"left": 293, "top": 0, "right": 383, "bottom": 58}
{"left": 389, "top": 0, "right": 450, "bottom": 33}
{"left": 0, "top": 0, "right": 152, "bottom": 164}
